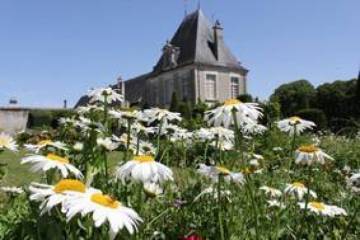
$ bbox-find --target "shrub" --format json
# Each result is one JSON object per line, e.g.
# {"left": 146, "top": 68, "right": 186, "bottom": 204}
{"left": 27, "top": 109, "right": 74, "bottom": 129}
{"left": 295, "top": 108, "right": 327, "bottom": 130}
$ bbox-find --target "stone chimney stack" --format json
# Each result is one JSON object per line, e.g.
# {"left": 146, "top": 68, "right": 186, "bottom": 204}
{"left": 213, "top": 20, "right": 223, "bottom": 61}
{"left": 117, "top": 76, "right": 125, "bottom": 98}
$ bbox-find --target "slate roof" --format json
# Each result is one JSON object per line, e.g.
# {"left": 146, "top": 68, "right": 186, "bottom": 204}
{"left": 153, "top": 9, "right": 246, "bottom": 73}
{"left": 75, "top": 9, "right": 247, "bottom": 107}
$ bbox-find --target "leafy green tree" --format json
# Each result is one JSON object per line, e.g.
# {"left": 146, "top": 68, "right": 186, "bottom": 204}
{"left": 261, "top": 100, "right": 281, "bottom": 129}
{"left": 314, "top": 79, "right": 357, "bottom": 123}
{"left": 296, "top": 108, "right": 327, "bottom": 130}
{"left": 270, "top": 80, "right": 316, "bottom": 117}
{"left": 237, "top": 93, "right": 253, "bottom": 102}
{"left": 169, "top": 92, "right": 179, "bottom": 112}
{"left": 355, "top": 71, "right": 360, "bottom": 117}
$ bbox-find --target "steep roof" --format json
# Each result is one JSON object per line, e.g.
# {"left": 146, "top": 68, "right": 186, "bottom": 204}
{"left": 153, "top": 9, "right": 246, "bottom": 73}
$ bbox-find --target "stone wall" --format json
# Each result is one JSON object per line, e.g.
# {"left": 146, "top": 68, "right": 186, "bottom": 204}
{"left": 146, "top": 66, "right": 195, "bottom": 107}
{"left": 196, "top": 68, "right": 246, "bottom": 103}
{"left": 0, "top": 108, "right": 29, "bottom": 134}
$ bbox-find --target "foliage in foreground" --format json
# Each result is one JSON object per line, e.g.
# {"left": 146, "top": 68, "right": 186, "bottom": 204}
{"left": 0, "top": 88, "right": 359, "bottom": 240}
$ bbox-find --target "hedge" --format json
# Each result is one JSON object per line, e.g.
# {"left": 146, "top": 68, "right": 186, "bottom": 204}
{"left": 27, "top": 109, "right": 74, "bottom": 129}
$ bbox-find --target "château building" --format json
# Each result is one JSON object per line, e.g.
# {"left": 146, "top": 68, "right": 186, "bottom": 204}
{"left": 76, "top": 9, "right": 248, "bottom": 108}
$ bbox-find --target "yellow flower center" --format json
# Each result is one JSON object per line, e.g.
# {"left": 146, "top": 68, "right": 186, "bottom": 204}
{"left": 309, "top": 201, "right": 325, "bottom": 211}
{"left": 134, "top": 155, "right": 155, "bottom": 163}
{"left": 53, "top": 179, "right": 86, "bottom": 193}
{"left": 298, "top": 145, "right": 319, "bottom": 153}
{"left": 242, "top": 167, "right": 254, "bottom": 175}
{"left": 216, "top": 166, "right": 231, "bottom": 175}
{"left": 289, "top": 116, "right": 301, "bottom": 124}
{"left": 46, "top": 153, "right": 70, "bottom": 164}
{"left": 0, "top": 138, "right": 9, "bottom": 146}
{"left": 223, "top": 98, "right": 241, "bottom": 106}
{"left": 38, "top": 140, "right": 53, "bottom": 146}
{"left": 292, "top": 182, "right": 305, "bottom": 188}
{"left": 90, "top": 193, "right": 120, "bottom": 209}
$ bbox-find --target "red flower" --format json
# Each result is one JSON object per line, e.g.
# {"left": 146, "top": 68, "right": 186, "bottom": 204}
{"left": 180, "top": 234, "right": 203, "bottom": 240}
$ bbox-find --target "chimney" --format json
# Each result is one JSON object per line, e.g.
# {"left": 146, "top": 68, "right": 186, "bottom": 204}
{"left": 63, "top": 99, "right": 67, "bottom": 109}
{"left": 117, "top": 76, "right": 125, "bottom": 98}
{"left": 213, "top": 20, "right": 223, "bottom": 60}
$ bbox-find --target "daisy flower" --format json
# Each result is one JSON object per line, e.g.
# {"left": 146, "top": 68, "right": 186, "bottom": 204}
{"left": 240, "top": 121, "right": 267, "bottom": 135}
{"left": 295, "top": 145, "right": 334, "bottom": 165}
{"left": 204, "top": 98, "right": 262, "bottom": 128}
{"left": 0, "top": 132, "right": 18, "bottom": 151}
{"left": 209, "top": 127, "right": 235, "bottom": 151}
{"left": 116, "top": 155, "right": 174, "bottom": 183}
{"left": 64, "top": 192, "right": 142, "bottom": 239}
{"left": 87, "top": 87, "right": 124, "bottom": 104}
{"left": 197, "top": 164, "right": 245, "bottom": 184}
{"left": 142, "top": 108, "right": 182, "bottom": 126}
{"left": 267, "top": 199, "right": 285, "bottom": 209}
{"left": 109, "top": 109, "right": 145, "bottom": 122}
{"left": 76, "top": 105, "right": 104, "bottom": 114}
{"left": 259, "top": 186, "right": 282, "bottom": 198}
{"left": 0, "top": 186, "right": 24, "bottom": 195}
{"left": 284, "top": 182, "right": 317, "bottom": 200}
{"left": 24, "top": 140, "right": 67, "bottom": 153}
{"left": 298, "top": 201, "right": 347, "bottom": 217}
{"left": 143, "top": 182, "right": 163, "bottom": 198}
{"left": 21, "top": 154, "right": 83, "bottom": 179}
{"left": 194, "top": 128, "right": 214, "bottom": 142}
{"left": 346, "top": 172, "right": 360, "bottom": 194}
{"left": 277, "top": 116, "right": 316, "bottom": 135}
{"left": 97, "top": 137, "right": 120, "bottom": 151}
{"left": 193, "top": 186, "right": 232, "bottom": 202}
{"left": 73, "top": 142, "right": 84, "bottom": 151}
{"left": 131, "top": 122, "right": 156, "bottom": 136}
{"left": 29, "top": 179, "right": 99, "bottom": 214}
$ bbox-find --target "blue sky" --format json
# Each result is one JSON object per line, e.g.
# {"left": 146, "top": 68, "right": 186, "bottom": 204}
{"left": 1, "top": 0, "right": 359, "bottom": 107}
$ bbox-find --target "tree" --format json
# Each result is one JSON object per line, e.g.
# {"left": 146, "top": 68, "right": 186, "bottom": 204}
{"left": 178, "top": 100, "right": 192, "bottom": 120}
{"left": 295, "top": 108, "right": 327, "bottom": 130}
{"left": 356, "top": 71, "right": 360, "bottom": 101}
{"left": 237, "top": 93, "right": 253, "bottom": 103}
{"left": 314, "top": 79, "right": 357, "bottom": 123}
{"left": 169, "top": 92, "right": 179, "bottom": 112}
{"left": 261, "top": 100, "right": 281, "bottom": 129}
{"left": 270, "top": 80, "right": 316, "bottom": 117}
{"left": 355, "top": 71, "right": 360, "bottom": 117}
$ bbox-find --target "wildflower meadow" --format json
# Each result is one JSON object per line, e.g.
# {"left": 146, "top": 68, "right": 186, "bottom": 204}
{"left": 0, "top": 88, "right": 359, "bottom": 239}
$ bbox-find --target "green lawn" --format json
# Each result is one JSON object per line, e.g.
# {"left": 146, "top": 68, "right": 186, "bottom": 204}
{"left": 0, "top": 150, "right": 124, "bottom": 187}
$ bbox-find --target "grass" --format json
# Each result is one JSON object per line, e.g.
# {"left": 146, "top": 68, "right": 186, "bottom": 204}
{"left": 0, "top": 150, "right": 123, "bottom": 188}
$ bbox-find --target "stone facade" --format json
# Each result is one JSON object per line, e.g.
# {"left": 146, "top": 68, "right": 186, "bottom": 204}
{"left": 138, "top": 65, "right": 246, "bottom": 107}
{"left": 76, "top": 9, "right": 249, "bottom": 108}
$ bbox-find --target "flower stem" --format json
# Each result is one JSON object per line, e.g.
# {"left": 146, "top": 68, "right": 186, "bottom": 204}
{"left": 245, "top": 175, "right": 259, "bottom": 240}
{"left": 156, "top": 117, "right": 164, "bottom": 158}
{"left": 342, "top": 197, "right": 359, "bottom": 239}
{"left": 217, "top": 174, "right": 225, "bottom": 240}
{"left": 124, "top": 118, "right": 132, "bottom": 161}
{"left": 289, "top": 127, "right": 297, "bottom": 170}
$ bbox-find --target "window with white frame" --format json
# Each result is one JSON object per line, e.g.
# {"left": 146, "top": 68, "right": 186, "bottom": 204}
{"left": 205, "top": 73, "right": 216, "bottom": 100}
{"left": 230, "top": 76, "right": 240, "bottom": 98}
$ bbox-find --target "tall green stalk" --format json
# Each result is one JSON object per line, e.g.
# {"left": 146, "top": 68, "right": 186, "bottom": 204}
{"left": 156, "top": 117, "right": 164, "bottom": 158}
{"left": 124, "top": 118, "right": 132, "bottom": 161}
{"left": 342, "top": 197, "right": 359, "bottom": 239}
{"left": 245, "top": 175, "right": 259, "bottom": 240}
{"left": 289, "top": 125, "right": 297, "bottom": 172}
{"left": 217, "top": 174, "right": 225, "bottom": 240}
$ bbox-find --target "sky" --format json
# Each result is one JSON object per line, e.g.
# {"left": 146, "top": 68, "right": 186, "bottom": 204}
{"left": 0, "top": 0, "right": 359, "bottom": 107}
